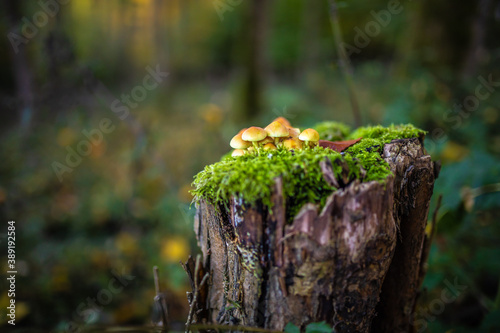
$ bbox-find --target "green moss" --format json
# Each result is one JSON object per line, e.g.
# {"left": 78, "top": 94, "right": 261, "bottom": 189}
{"left": 192, "top": 147, "right": 342, "bottom": 220}
{"left": 343, "top": 124, "right": 427, "bottom": 182}
{"left": 191, "top": 123, "right": 426, "bottom": 221}
{"left": 347, "top": 123, "right": 426, "bottom": 142}
{"left": 314, "top": 121, "right": 351, "bottom": 141}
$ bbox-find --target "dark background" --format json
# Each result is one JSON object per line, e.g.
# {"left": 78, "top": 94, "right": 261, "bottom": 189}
{"left": 0, "top": 0, "right": 500, "bottom": 331}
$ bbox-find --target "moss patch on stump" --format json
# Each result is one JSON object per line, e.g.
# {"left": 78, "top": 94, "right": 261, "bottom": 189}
{"left": 191, "top": 123, "right": 426, "bottom": 221}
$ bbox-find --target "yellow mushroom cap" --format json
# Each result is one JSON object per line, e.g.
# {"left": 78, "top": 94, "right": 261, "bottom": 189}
{"left": 232, "top": 149, "right": 246, "bottom": 157}
{"left": 263, "top": 143, "right": 277, "bottom": 150}
{"left": 230, "top": 133, "right": 251, "bottom": 149}
{"left": 265, "top": 121, "right": 289, "bottom": 138}
{"left": 242, "top": 126, "right": 267, "bottom": 142}
{"left": 299, "top": 128, "right": 320, "bottom": 142}
{"left": 273, "top": 117, "right": 291, "bottom": 127}
{"left": 294, "top": 138, "right": 304, "bottom": 149}
{"left": 283, "top": 138, "right": 302, "bottom": 150}
{"left": 258, "top": 136, "right": 274, "bottom": 145}
{"left": 287, "top": 127, "right": 301, "bottom": 137}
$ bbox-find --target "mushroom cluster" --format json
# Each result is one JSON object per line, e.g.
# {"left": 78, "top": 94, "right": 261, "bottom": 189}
{"left": 230, "top": 117, "right": 320, "bottom": 157}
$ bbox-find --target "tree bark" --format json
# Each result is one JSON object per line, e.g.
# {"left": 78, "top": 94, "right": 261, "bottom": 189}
{"left": 190, "top": 137, "right": 439, "bottom": 332}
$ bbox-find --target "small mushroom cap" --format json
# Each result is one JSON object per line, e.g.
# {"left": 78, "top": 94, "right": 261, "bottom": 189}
{"left": 247, "top": 146, "right": 255, "bottom": 153}
{"left": 295, "top": 138, "right": 304, "bottom": 149}
{"left": 258, "top": 136, "right": 274, "bottom": 145}
{"left": 273, "top": 117, "right": 291, "bottom": 127}
{"left": 232, "top": 149, "right": 246, "bottom": 157}
{"left": 299, "top": 128, "right": 320, "bottom": 142}
{"left": 283, "top": 138, "right": 303, "bottom": 150}
{"left": 263, "top": 143, "right": 277, "bottom": 150}
{"left": 287, "top": 127, "right": 301, "bottom": 137}
{"left": 265, "top": 121, "right": 289, "bottom": 138}
{"left": 230, "top": 133, "right": 251, "bottom": 149}
{"left": 242, "top": 126, "right": 267, "bottom": 142}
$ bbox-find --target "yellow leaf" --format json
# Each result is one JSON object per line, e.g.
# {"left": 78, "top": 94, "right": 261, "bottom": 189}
{"left": 161, "top": 237, "right": 189, "bottom": 263}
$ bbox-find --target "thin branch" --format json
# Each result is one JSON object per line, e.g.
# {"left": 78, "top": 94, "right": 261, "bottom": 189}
{"left": 153, "top": 266, "right": 169, "bottom": 328}
{"left": 153, "top": 266, "right": 161, "bottom": 295}
{"left": 185, "top": 255, "right": 209, "bottom": 333}
{"left": 471, "top": 183, "right": 500, "bottom": 197}
{"left": 185, "top": 274, "right": 209, "bottom": 332}
{"left": 327, "top": 0, "right": 362, "bottom": 127}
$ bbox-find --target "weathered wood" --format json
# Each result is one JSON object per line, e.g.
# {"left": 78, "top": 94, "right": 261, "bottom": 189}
{"left": 372, "top": 138, "right": 440, "bottom": 333}
{"left": 192, "top": 138, "right": 437, "bottom": 332}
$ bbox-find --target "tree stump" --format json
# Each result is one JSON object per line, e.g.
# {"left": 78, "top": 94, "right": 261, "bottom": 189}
{"left": 190, "top": 137, "right": 439, "bottom": 332}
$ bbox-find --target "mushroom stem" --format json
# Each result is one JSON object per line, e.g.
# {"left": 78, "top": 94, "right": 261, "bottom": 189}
{"left": 252, "top": 141, "right": 260, "bottom": 154}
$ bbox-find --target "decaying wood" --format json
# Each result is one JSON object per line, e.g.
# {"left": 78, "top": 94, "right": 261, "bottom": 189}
{"left": 192, "top": 137, "right": 437, "bottom": 332}
{"left": 372, "top": 138, "right": 440, "bottom": 332}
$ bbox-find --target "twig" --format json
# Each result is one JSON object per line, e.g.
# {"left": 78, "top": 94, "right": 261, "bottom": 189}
{"left": 185, "top": 255, "right": 209, "bottom": 333}
{"left": 190, "top": 324, "right": 282, "bottom": 333}
{"left": 327, "top": 0, "right": 362, "bottom": 127}
{"left": 153, "top": 266, "right": 169, "bottom": 328}
{"left": 470, "top": 182, "right": 500, "bottom": 197}
{"left": 154, "top": 266, "right": 161, "bottom": 295}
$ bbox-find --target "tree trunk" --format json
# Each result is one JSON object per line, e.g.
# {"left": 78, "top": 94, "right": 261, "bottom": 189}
{"left": 4, "top": 0, "right": 35, "bottom": 133}
{"left": 190, "top": 137, "right": 439, "bottom": 332}
{"left": 241, "top": 0, "right": 269, "bottom": 122}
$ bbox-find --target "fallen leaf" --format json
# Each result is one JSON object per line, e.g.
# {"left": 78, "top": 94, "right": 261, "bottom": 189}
{"left": 319, "top": 138, "right": 361, "bottom": 152}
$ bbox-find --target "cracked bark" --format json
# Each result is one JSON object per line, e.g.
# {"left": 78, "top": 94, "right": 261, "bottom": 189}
{"left": 191, "top": 137, "right": 438, "bottom": 332}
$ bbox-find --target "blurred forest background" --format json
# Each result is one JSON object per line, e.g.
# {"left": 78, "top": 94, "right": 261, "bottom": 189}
{"left": 0, "top": 0, "right": 500, "bottom": 331}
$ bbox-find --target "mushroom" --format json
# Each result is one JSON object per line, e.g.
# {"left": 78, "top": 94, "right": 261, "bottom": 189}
{"left": 232, "top": 149, "right": 246, "bottom": 157}
{"left": 287, "top": 127, "right": 301, "bottom": 138}
{"left": 242, "top": 126, "right": 267, "bottom": 150}
{"left": 230, "top": 132, "right": 251, "bottom": 150}
{"left": 283, "top": 138, "right": 303, "bottom": 151}
{"left": 258, "top": 136, "right": 274, "bottom": 146}
{"left": 273, "top": 117, "right": 291, "bottom": 127}
{"left": 265, "top": 121, "right": 289, "bottom": 146}
{"left": 263, "top": 142, "right": 277, "bottom": 150}
{"left": 299, "top": 128, "right": 320, "bottom": 148}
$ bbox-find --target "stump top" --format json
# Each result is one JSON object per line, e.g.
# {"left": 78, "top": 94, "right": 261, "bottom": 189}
{"left": 192, "top": 123, "right": 426, "bottom": 222}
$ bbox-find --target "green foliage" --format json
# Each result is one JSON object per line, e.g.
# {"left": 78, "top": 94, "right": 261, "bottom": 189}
{"left": 305, "top": 321, "right": 334, "bottom": 333}
{"left": 284, "top": 321, "right": 334, "bottom": 333}
{"left": 284, "top": 322, "right": 301, "bottom": 333}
